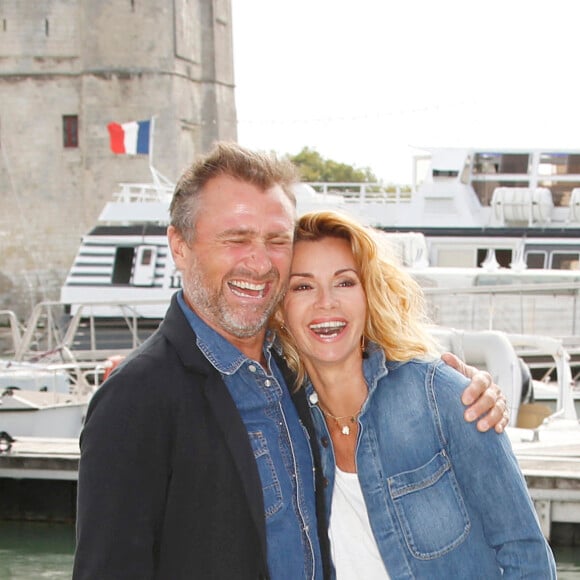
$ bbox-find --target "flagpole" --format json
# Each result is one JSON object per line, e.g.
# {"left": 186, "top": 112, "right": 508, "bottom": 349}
{"left": 147, "top": 115, "right": 172, "bottom": 188}
{"left": 148, "top": 115, "right": 156, "bottom": 171}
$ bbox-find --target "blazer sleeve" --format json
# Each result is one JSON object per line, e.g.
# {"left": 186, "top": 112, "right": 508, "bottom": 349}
{"left": 73, "top": 352, "right": 175, "bottom": 580}
{"left": 431, "top": 361, "right": 557, "bottom": 579}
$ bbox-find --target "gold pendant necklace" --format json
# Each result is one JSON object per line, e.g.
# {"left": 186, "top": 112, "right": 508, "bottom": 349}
{"left": 319, "top": 405, "right": 363, "bottom": 436}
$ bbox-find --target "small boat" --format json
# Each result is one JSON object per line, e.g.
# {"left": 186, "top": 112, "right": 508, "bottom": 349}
{"left": 0, "top": 387, "right": 88, "bottom": 439}
{"left": 0, "top": 311, "right": 108, "bottom": 439}
{"left": 0, "top": 359, "right": 100, "bottom": 438}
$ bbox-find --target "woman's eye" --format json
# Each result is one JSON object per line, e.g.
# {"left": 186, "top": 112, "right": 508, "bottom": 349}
{"left": 291, "top": 282, "right": 312, "bottom": 292}
{"left": 337, "top": 278, "right": 356, "bottom": 287}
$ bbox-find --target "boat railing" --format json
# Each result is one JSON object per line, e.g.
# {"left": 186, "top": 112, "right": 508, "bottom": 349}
{"left": 422, "top": 281, "right": 580, "bottom": 338}
{"left": 12, "top": 299, "right": 167, "bottom": 364}
{"left": 0, "top": 310, "right": 24, "bottom": 357}
{"left": 305, "top": 182, "right": 413, "bottom": 205}
{"left": 506, "top": 334, "right": 578, "bottom": 424}
{"left": 111, "top": 182, "right": 173, "bottom": 204}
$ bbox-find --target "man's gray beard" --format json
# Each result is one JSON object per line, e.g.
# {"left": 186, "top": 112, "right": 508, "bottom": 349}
{"left": 182, "top": 263, "right": 283, "bottom": 339}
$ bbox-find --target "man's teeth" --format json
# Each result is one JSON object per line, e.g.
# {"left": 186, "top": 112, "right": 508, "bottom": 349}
{"left": 229, "top": 280, "right": 266, "bottom": 297}
{"left": 232, "top": 280, "right": 266, "bottom": 291}
{"left": 309, "top": 321, "right": 346, "bottom": 336}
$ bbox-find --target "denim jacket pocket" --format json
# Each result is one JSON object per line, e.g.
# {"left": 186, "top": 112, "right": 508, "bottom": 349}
{"left": 248, "top": 431, "right": 283, "bottom": 518}
{"left": 388, "top": 450, "right": 470, "bottom": 560}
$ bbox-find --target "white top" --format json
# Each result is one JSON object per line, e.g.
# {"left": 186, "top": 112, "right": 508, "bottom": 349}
{"left": 328, "top": 466, "right": 390, "bottom": 579}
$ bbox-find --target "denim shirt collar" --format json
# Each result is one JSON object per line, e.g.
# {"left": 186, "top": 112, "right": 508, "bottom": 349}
{"left": 304, "top": 341, "right": 393, "bottom": 409}
{"left": 176, "top": 291, "right": 276, "bottom": 375}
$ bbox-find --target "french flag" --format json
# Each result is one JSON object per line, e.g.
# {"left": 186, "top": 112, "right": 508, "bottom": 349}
{"left": 107, "top": 119, "right": 151, "bottom": 155}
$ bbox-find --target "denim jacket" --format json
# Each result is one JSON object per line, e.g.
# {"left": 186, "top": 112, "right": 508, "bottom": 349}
{"left": 306, "top": 343, "right": 556, "bottom": 579}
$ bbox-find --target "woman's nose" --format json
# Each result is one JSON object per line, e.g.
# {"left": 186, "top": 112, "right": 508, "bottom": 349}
{"left": 316, "top": 286, "right": 338, "bottom": 309}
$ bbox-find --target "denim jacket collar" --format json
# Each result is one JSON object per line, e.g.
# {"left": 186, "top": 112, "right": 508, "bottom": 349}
{"left": 304, "top": 341, "right": 392, "bottom": 409}
{"left": 176, "top": 291, "right": 276, "bottom": 375}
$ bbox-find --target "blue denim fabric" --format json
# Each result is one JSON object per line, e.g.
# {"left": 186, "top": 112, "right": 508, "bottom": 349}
{"left": 306, "top": 343, "right": 556, "bottom": 579}
{"left": 178, "top": 294, "right": 322, "bottom": 579}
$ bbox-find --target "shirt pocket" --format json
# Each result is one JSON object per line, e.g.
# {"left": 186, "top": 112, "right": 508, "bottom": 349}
{"left": 248, "top": 431, "right": 283, "bottom": 519}
{"left": 387, "top": 450, "right": 470, "bottom": 560}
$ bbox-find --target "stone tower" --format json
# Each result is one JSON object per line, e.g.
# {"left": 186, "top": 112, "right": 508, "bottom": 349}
{"left": 0, "top": 0, "right": 236, "bottom": 318}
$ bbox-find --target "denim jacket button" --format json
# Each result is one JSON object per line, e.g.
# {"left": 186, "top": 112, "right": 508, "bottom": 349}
{"left": 321, "top": 436, "right": 329, "bottom": 448}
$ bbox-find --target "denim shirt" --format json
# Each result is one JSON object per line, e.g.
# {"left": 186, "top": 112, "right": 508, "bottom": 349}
{"left": 178, "top": 293, "right": 323, "bottom": 579}
{"left": 306, "top": 343, "right": 556, "bottom": 579}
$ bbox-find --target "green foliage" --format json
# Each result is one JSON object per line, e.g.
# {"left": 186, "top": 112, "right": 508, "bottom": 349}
{"left": 288, "top": 147, "right": 378, "bottom": 183}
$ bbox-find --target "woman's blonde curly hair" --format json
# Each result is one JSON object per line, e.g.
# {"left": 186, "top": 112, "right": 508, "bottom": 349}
{"left": 272, "top": 210, "right": 439, "bottom": 388}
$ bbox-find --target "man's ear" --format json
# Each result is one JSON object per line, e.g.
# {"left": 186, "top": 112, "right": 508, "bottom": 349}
{"left": 167, "top": 225, "right": 188, "bottom": 270}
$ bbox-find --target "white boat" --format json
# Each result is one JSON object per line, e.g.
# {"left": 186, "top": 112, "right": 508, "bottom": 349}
{"left": 55, "top": 149, "right": 580, "bottom": 405}
{"left": 59, "top": 147, "right": 580, "bottom": 320}
{"left": 315, "top": 147, "right": 580, "bottom": 271}
{"left": 0, "top": 310, "right": 108, "bottom": 439}
{"left": 0, "top": 388, "right": 88, "bottom": 439}
{"left": 58, "top": 173, "right": 372, "bottom": 319}
{"left": 0, "top": 359, "right": 102, "bottom": 438}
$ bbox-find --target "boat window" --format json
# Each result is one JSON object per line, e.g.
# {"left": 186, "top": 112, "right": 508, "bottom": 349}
{"left": 551, "top": 252, "right": 580, "bottom": 270}
{"left": 476, "top": 248, "right": 512, "bottom": 268}
{"left": 472, "top": 153, "right": 530, "bottom": 175}
{"left": 499, "top": 154, "right": 530, "bottom": 174}
{"left": 525, "top": 251, "right": 547, "bottom": 269}
{"left": 433, "top": 170, "right": 459, "bottom": 177}
{"left": 140, "top": 248, "right": 153, "bottom": 266}
{"left": 539, "top": 153, "right": 580, "bottom": 175}
{"left": 472, "top": 153, "right": 499, "bottom": 175}
{"left": 537, "top": 154, "right": 580, "bottom": 206}
{"left": 112, "top": 247, "right": 135, "bottom": 284}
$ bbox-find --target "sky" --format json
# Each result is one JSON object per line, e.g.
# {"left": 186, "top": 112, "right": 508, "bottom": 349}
{"left": 231, "top": 0, "right": 580, "bottom": 184}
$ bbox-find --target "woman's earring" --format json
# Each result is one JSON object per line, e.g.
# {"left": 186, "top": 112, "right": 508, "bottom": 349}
{"left": 361, "top": 336, "right": 368, "bottom": 359}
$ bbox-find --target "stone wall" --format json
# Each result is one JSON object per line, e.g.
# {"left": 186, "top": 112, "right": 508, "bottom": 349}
{"left": 0, "top": 0, "right": 236, "bottom": 320}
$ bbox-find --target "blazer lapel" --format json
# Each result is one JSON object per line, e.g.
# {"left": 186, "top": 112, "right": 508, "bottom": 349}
{"left": 160, "top": 295, "right": 268, "bottom": 565}
{"left": 201, "top": 366, "right": 268, "bottom": 560}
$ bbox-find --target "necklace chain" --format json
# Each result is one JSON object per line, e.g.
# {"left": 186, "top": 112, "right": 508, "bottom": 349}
{"left": 319, "top": 402, "right": 364, "bottom": 436}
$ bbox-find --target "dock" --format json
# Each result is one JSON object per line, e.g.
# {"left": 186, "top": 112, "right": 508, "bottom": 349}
{"left": 0, "top": 428, "right": 579, "bottom": 544}
{"left": 0, "top": 436, "right": 79, "bottom": 480}
{"left": 509, "top": 421, "right": 580, "bottom": 542}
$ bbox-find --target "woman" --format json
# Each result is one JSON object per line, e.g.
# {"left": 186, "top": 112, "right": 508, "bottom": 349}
{"left": 273, "top": 211, "right": 556, "bottom": 578}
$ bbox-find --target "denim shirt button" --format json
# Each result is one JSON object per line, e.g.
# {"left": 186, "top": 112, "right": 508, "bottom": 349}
{"left": 248, "top": 364, "right": 257, "bottom": 373}
{"left": 308, "top": 392, "right": 318, "bottom": 404}
{"left": 321, "top": 436, "right": 329, "bottom": 448}
{"left": 264, "top": 379, "right": 272, "bottom": 387}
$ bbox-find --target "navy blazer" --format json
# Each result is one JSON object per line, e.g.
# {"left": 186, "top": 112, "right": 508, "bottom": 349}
{"left": 73, "top": 294, "right": 331, "bottom": 579}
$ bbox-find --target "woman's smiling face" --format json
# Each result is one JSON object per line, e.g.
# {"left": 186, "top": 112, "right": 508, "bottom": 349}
{"left": 283, "top": 236, "right": 367, "bottom": 371}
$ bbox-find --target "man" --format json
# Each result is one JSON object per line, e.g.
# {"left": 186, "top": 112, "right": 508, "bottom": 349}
{"left": 73, "top": 142, "right": 508, "bottom": 579}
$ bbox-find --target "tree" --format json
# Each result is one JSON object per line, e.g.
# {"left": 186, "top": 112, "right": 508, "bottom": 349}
{"left": 288, "top": 147, "right": 377, "bottom": 183}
